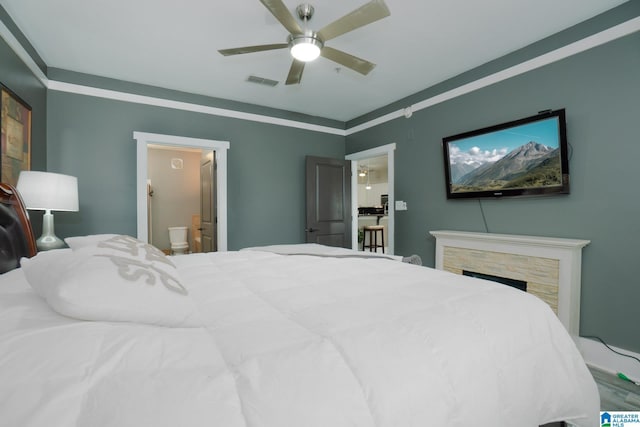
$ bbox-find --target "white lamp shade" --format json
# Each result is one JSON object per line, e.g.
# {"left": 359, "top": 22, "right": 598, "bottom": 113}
{"left": 17, "top": 171, "right": 79, "bottom": 212}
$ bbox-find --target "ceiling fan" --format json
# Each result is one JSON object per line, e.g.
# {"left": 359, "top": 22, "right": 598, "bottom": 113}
{"left": 218, "top": 0, "right": 390, "bottom": 85}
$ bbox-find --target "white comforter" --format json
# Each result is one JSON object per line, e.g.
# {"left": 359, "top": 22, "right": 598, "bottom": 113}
{"left": 0, "top": 250, "right": 599, "bottom": 427}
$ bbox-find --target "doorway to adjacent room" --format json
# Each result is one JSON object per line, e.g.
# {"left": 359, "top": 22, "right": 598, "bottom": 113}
{"left": 133, "top": 131, "right": 229, "bottom": 252}
{"left": 346, "top": 143, "right": 396, "bottom": 254}
{"left": 147, "top": 145, "right": 216, "bottom": 254}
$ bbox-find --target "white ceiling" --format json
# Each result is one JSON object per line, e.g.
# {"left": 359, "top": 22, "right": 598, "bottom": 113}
{"left": 0, "top": 0, "right": 628, "bottom": 122}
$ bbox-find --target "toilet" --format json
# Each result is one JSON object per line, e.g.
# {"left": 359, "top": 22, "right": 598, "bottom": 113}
{"left": 168, "top": 226, "right": 189, "bottom": 255}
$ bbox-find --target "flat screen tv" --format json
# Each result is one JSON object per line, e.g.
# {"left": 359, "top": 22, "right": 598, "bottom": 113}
{"left": 442, "top": 109, "right": 570, "bottom": 199}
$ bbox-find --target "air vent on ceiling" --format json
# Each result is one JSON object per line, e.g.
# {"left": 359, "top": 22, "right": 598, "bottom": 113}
{"left": 247, "top": 75, "right": 279, "bottom": 87}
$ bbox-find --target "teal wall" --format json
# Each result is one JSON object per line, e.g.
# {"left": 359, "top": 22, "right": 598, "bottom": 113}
{"left": 346, "top": 31, "right": 640, "bottom": 353}
{"left": 46, "top": 90, "right": 345, "bottom": 250}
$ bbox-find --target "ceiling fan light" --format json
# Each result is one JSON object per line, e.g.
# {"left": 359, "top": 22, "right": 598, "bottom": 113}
{"left": 289, "top": 36, "right": 323, "bottom": 62}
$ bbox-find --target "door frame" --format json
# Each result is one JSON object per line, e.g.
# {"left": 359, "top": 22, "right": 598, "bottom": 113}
{"left": 346, "top": 143, "right": 396, "bottom": 254}
{"left": 133, "top": 131, "right": 230, "bottom": 251}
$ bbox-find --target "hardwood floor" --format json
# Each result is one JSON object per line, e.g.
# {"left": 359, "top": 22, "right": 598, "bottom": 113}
{"left": 589, "top": 365, "right": 640, "bottom": 411}
{"left": 540, "top": 367, "right": 640, "bottom": 426}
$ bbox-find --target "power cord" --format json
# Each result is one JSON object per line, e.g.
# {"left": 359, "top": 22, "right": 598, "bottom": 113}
{"left": 478, "top": 199, "right": 489, "bottom": 233}
{"left": 582, "top": 335, "right": 640, "bottom": 365}
{"left": 582, "top": 335, "right": 640, "bottom": 386}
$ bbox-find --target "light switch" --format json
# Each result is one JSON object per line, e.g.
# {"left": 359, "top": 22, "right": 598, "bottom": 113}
{"left": 395, "top": 201, "right": 408, "bottom": 211}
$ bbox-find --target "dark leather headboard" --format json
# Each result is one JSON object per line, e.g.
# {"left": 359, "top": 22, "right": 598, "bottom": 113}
{"left": 0, "top": 183, "right": 37, "bottom": 274}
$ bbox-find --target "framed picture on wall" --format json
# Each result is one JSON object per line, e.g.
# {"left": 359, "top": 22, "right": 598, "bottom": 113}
{"left": 1, "top": 84, "right": 32, "bottom": 186}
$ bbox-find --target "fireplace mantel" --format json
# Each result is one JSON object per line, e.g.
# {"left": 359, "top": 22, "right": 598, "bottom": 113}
{"left": 430, "top": 230, "right": 590, "bottom": 336}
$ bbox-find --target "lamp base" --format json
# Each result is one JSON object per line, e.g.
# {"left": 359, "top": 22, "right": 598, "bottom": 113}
{"left": 37, "top": 211, "right": 66, "bottom": 251}
{"left": 36, "top": 235, "right": 66, "bottom": 251}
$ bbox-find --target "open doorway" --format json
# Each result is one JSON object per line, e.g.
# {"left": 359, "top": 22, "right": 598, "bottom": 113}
{"left": 133, "top": 132, "right": 229, "bottom": 251}
{"left": 346, "top": 143, "right": 396, "bottom": 254}
{"left": 356, "top": 154, "right": 389, "bottom": 253}
{"left": 147, "top": 145, "right": 206, "bottom": 254}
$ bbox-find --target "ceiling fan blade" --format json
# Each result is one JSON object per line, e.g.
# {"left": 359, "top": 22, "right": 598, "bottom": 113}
{"left": 285, "top": 60, "right": 305, "bottom": 85}
{"left": 218, "top": 43, "right": 288, "bottom": 56}
{"left": 320, "top": 46, "right": 376, "bottom": 75}
{"left": 260, "top": 0, "right": 303, "bottom": 35}
{"left": 317, "top": 0, "right": 390, "bottom": 42}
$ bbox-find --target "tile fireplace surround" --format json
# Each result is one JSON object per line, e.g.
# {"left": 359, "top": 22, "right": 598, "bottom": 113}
{"left": 429, "top": 230, "right": 590, "bottom": 336}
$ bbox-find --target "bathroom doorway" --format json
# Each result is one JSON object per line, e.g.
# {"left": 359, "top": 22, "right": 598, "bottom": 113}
{"left": 133, "top": 131, "right": 229, "bottom": 252}
{"left": 147, "top": 145, "right": 208, "bottom": 254}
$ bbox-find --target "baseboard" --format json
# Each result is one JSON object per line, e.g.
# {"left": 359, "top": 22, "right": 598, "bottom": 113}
{"left": 576, "top": 336, "right": 640, "bottom": 383}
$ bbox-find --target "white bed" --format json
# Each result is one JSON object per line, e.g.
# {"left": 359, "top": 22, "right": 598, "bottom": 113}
{"left": 0, "top": 233, "right": 599, "bottom": 427}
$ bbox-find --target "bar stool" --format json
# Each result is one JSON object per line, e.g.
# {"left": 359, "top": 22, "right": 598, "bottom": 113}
{"left": 362, "top": 225, "right": 385, "bottom": 253}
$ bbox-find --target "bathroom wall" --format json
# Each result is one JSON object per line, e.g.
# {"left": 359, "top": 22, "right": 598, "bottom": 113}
{"left": 148, "top": 147, "right": 201, "bottom": 252}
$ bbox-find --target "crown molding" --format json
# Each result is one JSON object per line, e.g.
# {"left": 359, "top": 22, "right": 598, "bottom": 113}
{"left": 47, "top": 80, "right": 346, "bottom": 136}
{"left": 346, "top": 16, "right": 640, "bottom": 135}
{"left": 3, "top": 13, "right": 639, "bottom": 137}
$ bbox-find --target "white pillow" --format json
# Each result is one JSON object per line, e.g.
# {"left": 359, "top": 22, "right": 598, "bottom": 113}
{"left": 19, "top": 249, "right": 74, "bottom": 299}
{"left": 21, "top": 236, "right": 202, "bottom": 327}
{"left": 67, "top": 234, "right": 179, "bottom": 281}
{"left": 65, "top": 234, "right": 118, "bottom": 250}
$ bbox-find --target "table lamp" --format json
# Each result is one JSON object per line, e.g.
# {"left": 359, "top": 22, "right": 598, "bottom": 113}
{"left": 17, "top": 171, "right": 79, "bottom": 251}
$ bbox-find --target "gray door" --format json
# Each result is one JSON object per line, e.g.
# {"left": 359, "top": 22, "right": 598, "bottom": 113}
{"left": 305, "top": 156, "right": 351, "bottom": 248}
{"left": 200, "top": 150, "right": 216, "bottom": 252}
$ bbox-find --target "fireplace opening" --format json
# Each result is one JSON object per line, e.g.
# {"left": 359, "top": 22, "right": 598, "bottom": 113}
{"left": 463, "top": 270, "right": 527, "bottom": 292}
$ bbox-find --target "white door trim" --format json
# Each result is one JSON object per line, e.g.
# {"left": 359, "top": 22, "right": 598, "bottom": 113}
{"left": 133, "top": 131, "right": 230, "bottom": 251}
{"left": 346, "top": 143, "right": 396, "bottom": 254}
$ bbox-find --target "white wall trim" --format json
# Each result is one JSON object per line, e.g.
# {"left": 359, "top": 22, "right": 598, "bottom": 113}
{"left": 3, "top": 14, "right": 639, "bottom": 136}
{"left": 133, "top": 131, "right": 229, "bottom": 251}
{"left": 0, "top": 19, "right": 48, "bottom": 86}
{"left": 576, "top": 336, "right": 640, "bottom": 384}
{"left": 346, "top": 143, "right": 396, "bottom": 254}
{"left": 345, "top": 16, "right": 640, "bottom": 135}
{"left": 50, "top": 81, "right": 345, "bottom": 135}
